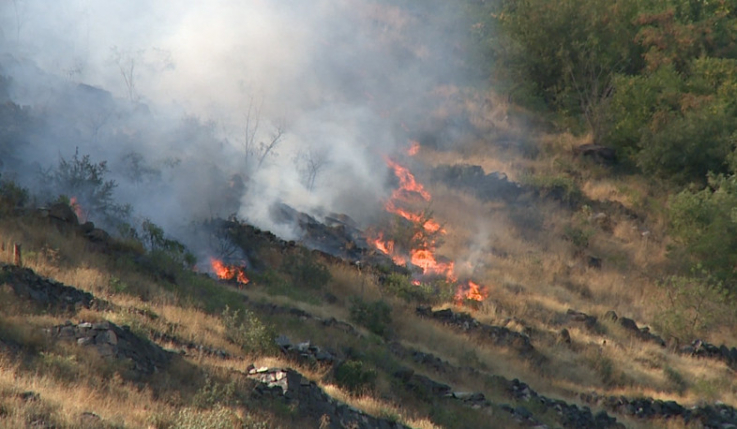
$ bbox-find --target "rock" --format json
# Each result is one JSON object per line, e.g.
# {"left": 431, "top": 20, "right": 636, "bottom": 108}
{"left": 275, "top": 335, "right": 291, "bottom": 348}
{"left": 559, "top": 328, "right": 571, "bottom": 344}
{"left": 48, "top": 202, "right": 78, "bottom": 224}
{"left": 86, "top": 228, "right": 110, "bottom": 243}
{"left": 1, "top": 264, "right": 106, "bottom": 312}
{"left": 618, "top": 317, "right": 638, "bottom": 331}
{"left": 573, "top": 144, "right": 617, "bottom": 165}
{"left": 79, "top": 221, "right": 95, "bottom": 234}
{"left": 249, "top": 367, "right": 411, "bottom": 429}
{"left": 566, "top": 309, "right": 597, "bottom": 331}
{"left": 49, "top": 320, "right": 171, "bottom": 376}
{"left": 603, "top": 310, "right": 618, "bottom": 322}
{"left": 588, "top": 256, "right": 603, "bottom": 269}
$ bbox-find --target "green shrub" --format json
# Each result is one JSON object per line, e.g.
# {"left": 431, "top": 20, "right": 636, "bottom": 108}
{"left": 281, "top": 248, "right": 331, "bottom": 290}
{"left": 381, "top": 273, "right": 453, "bottom": 304}
{"left": 522, "top": 174, "right": 582, "bottom": 206}
{"left": 669, "top": 174, "right": 737, "bottom": 286}
{"left": 192, "top": 376, "right": 239, "bottom": 409}
{"left": 655, "top": 269, "right": 732, "bottom": 343}
{"left": 221, "top": 306, "right": 275, "bottom": 355}
{"left": 334, "top": 360, "right": 377, "bottom": 394}
{"left": 41, "top": 148, "right": 131, "bottom": 225}
{"left": 0, "top": 176, "right": 28, "bottom": 216}
{"left": 349, "top": 297, "right": 392, "bottom": 338}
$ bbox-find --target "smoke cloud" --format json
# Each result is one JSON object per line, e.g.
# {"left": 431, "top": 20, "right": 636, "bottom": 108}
{"left": 0, "top": 0, "right": 470, "bottom": 252}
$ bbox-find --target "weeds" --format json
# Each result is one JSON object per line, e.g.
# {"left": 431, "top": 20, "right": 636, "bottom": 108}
{"left": 349, "top": 297, "right": 392, "bottom": 338}
{"left": 221, "top": 306, "right": 275, "bottom": 355}
{"left": 334, "top": 360, "right": 377, "bottom": 394}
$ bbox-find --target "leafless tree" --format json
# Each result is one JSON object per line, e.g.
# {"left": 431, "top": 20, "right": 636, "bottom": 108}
{"left": 109, "top": 46, "right": 144, "bottom": 102}
{"left": 296, "top": 147, "right": 329, "bottom": 192}
{"left": 11, "top": 0, "right": 28, "bottom": 43}
{"left": 242, "top": 94, "right": 286, "bottom": 171}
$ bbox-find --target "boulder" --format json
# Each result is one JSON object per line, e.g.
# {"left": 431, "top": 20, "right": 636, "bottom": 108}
{"left": 48, "top": 202, "right": 78, "bottom": 224}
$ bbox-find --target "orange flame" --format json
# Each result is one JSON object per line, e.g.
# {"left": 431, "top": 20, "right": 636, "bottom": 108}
{"left": 369, "top": 155, "right": 489, "bottom": 307}
{"left": 454, "top": 281, "right": 489, "bottom": 305}
{"left": 385, "top": 157, "right": 431, "bottom": 201}
{"left": 210, "top": 258, "right": 250, "bottom": 286}
{"left": 407, "top": 140, "right": 420, "bottom": 156}
{"left": 70, "top": 197, "right": 86, "bottom": 223}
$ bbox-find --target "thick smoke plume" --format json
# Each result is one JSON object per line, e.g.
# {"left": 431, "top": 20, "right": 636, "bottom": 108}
{"left": 0, "top": 0, "right": 470, "bottom": 253}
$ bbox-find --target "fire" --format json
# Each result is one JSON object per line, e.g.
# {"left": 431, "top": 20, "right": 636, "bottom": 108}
{"left": 407, "top": 140, "right": 420, "bottom": 156}
{"left": 69, "top": 197, "right": 86, "bottom": 223}
{"left": 385, "top": 157, "right": 431, "bottom": 201}
{"left": 454, "top": 281, "right": 490, "bottom": 305}
{"left": 369, "top": 152, "right": 488, "bottom": 306}
{"left": 210, "top": 258, "right": 250, "bottom": 286}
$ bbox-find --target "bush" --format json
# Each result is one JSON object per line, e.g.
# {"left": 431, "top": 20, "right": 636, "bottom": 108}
{"left": 381, "top": 273, "right": 453, "bottom": 304}
{"left": 655, "top": 269, "right": 732, "bottom": 343}
{"left": 668, "top": 173, "right": 737, "bottom": 286}
{"left": 281, "top": 248, "right": 331, "bottom": 290}
{"left": 192, "top": 376, "right": 239, "bottom": 409}
{"left": 41, "top": 148, "right": 130, "bottom": 225}
{"left": 0, "top": 176, "right": 28, "bottom": 216}
{"left": 349, "top": 297, "right": 392, "bottom": 338}
{"left": 522, "top": 174, "right": 583, "bottom": 206}
{"left": 334, "top": 360, "right": 377, "bottom": 394}
{"left": 221, "top": 306, "right": 275, "bottom": 355}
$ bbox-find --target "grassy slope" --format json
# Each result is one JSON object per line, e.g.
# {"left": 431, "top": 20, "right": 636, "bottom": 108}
{"left": 2, "top": 6, "right": 736, "bottom": 429}
{"left": 1, "top": 89, "right": 735, "bottom": 428}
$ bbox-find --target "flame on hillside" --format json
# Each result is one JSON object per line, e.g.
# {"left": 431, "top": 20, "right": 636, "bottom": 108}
{"left": 454, "top": 280, "right": 489, "bottom": 305}
{"left": 407, "top": 139, "right": 420, "bottom": 156}
{"left": 370, "top": 148, "right": 488, "bottom": 306}
{"left": 70, "top": 197, "right": 86, "bottom": 223}
{"left": 210, "top": 258, "right": 250, "bottom": 286}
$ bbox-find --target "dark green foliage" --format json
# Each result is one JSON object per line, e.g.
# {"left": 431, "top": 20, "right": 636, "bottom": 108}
{"left": 0, "top": 100, "right": 34, "bottom": 164}
{"left": 334, "top": 360, "right": 377, "bottom": 394}
{"left": 42, "top": 148, "right": 130, "bottom": 225}
{"left": 493, "top": 0, "right": 643, "bottom": 136}
{"left": 668, "top": 174, "right": 737, "bottom": 285}
{"left": 281, "top": 248, "right": 331, "bottom": 290}
{"left": 141, "top": 219, "right": 196, "bottom": 269}
{"left": 0, "top": 176, "right": 28, "bottom": 216}
{"left": 605, "top": 60, "right": 737, "bottom": 182}
{"left": 349, "top": 297, "right": 392, "bottom": 338}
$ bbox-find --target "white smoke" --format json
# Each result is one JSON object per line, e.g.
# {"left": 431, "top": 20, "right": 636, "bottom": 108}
{"left": 0, "top": 0, "right": 470, "bottom": 249}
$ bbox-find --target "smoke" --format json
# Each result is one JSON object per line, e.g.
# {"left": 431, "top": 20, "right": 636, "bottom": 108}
{"left": 0, "top": 0, "right": 471, "bottom": 253}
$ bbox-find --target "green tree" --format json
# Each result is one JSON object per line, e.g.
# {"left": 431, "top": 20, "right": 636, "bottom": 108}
{"left": 669, "top": 173, "right": 737, "bottom": 285}
{"left": 497, "top": 0, "right": 643, "bottom": 137}
{"left": 43, "top": 148, "right": 131, "bottom": 224}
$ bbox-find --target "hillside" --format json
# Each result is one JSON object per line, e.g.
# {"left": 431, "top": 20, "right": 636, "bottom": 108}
{"left": 3, "top": 1, "right": 737, "bottom": 429}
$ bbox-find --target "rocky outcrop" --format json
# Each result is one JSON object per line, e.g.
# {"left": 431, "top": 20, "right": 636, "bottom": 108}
{"left": 247, "top": 366, "right": 410, "bottom": 429}
{"left": 580, "top": 392, "right": 737, "bottom": 428}
{"left": 1, "top": 264, "right": 109, "bottom": 312}
{"left": 507, "top": 378, "right": 623, "bottom": 429}
{"left": 47, "top": 320, "right": 171, "bottom": 375}
{"left": 247, "top": 298, "right": 363, "bottom": 338}
{"left": 606, "top": 311, "right": 665, "bottom": 347}
{"left": 416, "top": 306, "right": 538, "bottom": 357}
{"left": 567, "top": 309, "right": 598, "bottom": 331}
{"left": 681, "top": 339, "right": 737, "bottom": 368}
{"left": 389, "top": 342, "right": 622, "bottom": 428}
{"left": 573, "top": 144, "right": 617, "bottom": 165}
{"left": 275, "top": 335, "right": 338, "bottom": 365}
{"left": 148, "top": 329, "right": 231, "bottom": 360}
{"left": 430, "top": 164, "right": 523, "bottom": 202}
